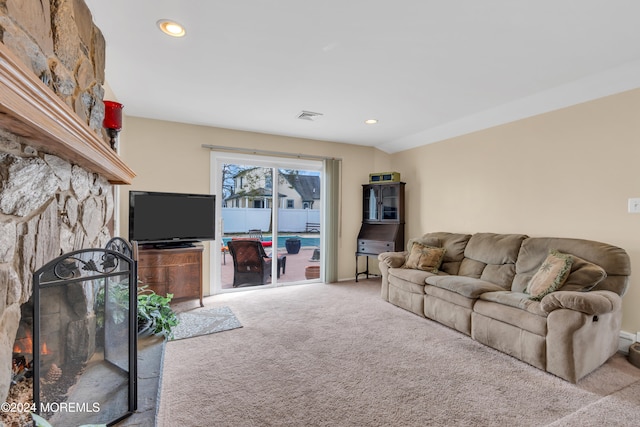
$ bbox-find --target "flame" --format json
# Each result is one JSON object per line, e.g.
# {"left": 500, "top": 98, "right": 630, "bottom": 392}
{"left": 13, "top": 328, "right": 51, "bottom": 355}
{"left": 13, "top": 341, "right": 24, "bottom": 354}
{"left": 13, "top": 330, "right": 33, "bottom": 354}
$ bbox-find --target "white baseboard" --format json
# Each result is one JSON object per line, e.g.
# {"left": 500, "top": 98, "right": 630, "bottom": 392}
{"left": 619, "top": 330, "right": 636, "bottom": 354}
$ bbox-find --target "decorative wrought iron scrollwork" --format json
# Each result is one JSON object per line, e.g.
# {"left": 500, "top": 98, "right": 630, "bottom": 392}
{"left": 36, "top": 241, "right": 134, "bottom": 285}
{"left": 52, "top": 253, "right": 120, "bottom": 280}
{"left": 47, "top": 238, "right": 135, "bottom": 280}
{"left": 102, "top": 253, "right": 117, "bottom": 270}
{"left": 105, "top": 237, "right": 133, "bottom": 258}
{"left": 51, "top": 259, "right": 81, "bottom": 280}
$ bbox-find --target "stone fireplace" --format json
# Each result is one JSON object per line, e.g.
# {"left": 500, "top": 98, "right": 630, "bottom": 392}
{"left": 0, "top": 0, "right": 135, "bottom": 410}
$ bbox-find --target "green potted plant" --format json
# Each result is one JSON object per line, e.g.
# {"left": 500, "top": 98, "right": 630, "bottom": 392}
{"left": 137, "top": 285, "right": 179, "bottom": 339}
{"left": 95, "top": 281, "right": 179, "bottom": 339}
{"left": 95, "top": 281, "right": 130, "bottom": 329}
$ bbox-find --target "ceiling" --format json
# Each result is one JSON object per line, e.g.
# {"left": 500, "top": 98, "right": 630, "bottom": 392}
{"left": 84, "top": 1, "right": 640, "bottom": 154}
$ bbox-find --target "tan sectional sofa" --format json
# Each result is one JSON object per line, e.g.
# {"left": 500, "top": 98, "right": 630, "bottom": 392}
{"left": 378, "top": 232, "right": 631, "bottom": 382}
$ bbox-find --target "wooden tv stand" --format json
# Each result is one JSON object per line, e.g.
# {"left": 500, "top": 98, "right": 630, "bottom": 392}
{"left": 137, "top": 244, "right": 204, "bottom": 307}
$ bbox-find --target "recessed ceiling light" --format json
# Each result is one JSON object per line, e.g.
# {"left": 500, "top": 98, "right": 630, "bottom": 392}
{"left": 364, "top": 119, "right": 378, "bottom": 125}
{"left": 157, "top": 19, "right": 186, "bottom": 37}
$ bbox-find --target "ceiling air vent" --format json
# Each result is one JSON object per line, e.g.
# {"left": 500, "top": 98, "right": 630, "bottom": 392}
{"left": 297, "top": 110, "right": 323, "bottom": 121}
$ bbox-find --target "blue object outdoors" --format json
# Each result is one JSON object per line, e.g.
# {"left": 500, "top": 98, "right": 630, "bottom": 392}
{"left": 222, "top": 235, "right": 319, "bottom": 249}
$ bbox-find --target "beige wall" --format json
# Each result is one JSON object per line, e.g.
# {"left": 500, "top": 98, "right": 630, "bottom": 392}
{"left": 391, "top": 88, "right": 640, "bottom": 333}
{"left": 118, "top": 88, "right": 640, "bottom": 333}
{"left": 117, "top": 117, "right": 390, "bottom": 296}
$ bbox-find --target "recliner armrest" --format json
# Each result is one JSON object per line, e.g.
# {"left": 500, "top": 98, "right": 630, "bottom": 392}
{"left": 540, "top": 290, "right": 621, "bottom": 316}
{"left": 378, "top": 251, "right": 407, "bottom": 268}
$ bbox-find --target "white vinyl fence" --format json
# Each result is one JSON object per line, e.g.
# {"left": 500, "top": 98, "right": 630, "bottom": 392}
{"left": 221, "top": 208, "right": 320, "bottom": 233}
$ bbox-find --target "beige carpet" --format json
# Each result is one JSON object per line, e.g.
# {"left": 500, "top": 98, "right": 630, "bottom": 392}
{"left": 158, "top": 279, "right": 640, "bottom": 426}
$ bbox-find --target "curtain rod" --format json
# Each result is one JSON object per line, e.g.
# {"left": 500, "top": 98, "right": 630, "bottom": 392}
{"left": 201, "top": 144, "right": 342, "bottom": 161}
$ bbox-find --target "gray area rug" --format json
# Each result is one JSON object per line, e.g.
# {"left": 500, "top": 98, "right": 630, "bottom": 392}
{"left": 170, "top": 306, "right": 242, "bottom": 341}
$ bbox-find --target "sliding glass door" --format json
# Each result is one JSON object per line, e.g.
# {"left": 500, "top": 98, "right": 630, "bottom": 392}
{"left": 211, "top": 152, "right": 323, "bottom": 292}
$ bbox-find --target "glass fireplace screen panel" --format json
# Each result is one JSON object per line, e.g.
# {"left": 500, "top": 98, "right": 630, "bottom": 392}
{"left": 33, "top": 247, "right": 136, "bottom": 426}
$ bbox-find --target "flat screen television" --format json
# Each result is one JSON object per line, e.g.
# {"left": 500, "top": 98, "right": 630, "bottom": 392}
{"left": 129, "top": 191, "right": 215, "bottom": 246}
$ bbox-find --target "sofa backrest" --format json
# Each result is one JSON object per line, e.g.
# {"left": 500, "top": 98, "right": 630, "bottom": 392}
{"left": 420, "top": 232, "right": 472, "bottom": 275}
{"left": 513, "top": 237, "right": 631, "bottom": 296}
{"left": 458, "top": 233, "right": 528, "bottom": 289}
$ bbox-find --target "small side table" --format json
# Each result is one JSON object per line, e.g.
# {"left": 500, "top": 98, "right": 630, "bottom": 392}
{"left": 277, "top": 255, "right": 287, "bottom": 277}
{"left": 355, "top": 253, "right": 373, "bottom": 282}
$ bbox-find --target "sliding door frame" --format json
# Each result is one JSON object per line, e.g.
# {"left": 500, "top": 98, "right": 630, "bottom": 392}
{"left": 210, "top": 151, "right": 325, "bottom": 294}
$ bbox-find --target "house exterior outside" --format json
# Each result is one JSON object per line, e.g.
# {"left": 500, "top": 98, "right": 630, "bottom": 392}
{"left": 221, "top": 167, "right": 321, "bottom": 233}
{"left": 285, "top": 174, "right": 321, "bottom": 210}
{"left": 224, "top": 167, "right": 321, "bottom": 211}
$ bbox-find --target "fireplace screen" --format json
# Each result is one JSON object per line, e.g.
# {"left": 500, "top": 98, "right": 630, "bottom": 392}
{"left": 31, "top": 239, "right": 137, "bottom": 425}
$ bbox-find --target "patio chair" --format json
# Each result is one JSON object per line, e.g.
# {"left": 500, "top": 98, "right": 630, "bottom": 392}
{"left": 248, "top": 228, "right": 272, "bottom": 247}
{"left": 228, "top": 239, "right": 287, "bottom": 287}
{"left": 248, "top": 229, "right": 263, "bottom": 239}
{"left": 228, "top": 239, "right": 273, "bottom": 287}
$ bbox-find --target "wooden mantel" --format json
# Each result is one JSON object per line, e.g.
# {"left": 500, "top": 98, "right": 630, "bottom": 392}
{"left": 0, "top": 43, "right": 135, "bottom": 185}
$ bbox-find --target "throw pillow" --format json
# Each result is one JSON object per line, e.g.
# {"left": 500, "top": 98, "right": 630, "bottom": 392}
{"left": 406, "top": 236, "right": 441, "bottom": 253}
{"left": 405, "top": 243, "right": 446, "bottom": 273}
{"left": 526, "top": 249, "right": 573, "bottom": 301}
{"left": 563, "top": 254, "right": 607, "bottom": 292}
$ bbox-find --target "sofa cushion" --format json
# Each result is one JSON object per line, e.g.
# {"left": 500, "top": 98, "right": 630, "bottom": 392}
{"left": 464, "top": 233, "right": 527, "bottom": 265}
{"left": 526, "top": 250, "right": 573, "bottom": 301}
{"left": 459, "top": 233, "right": 527, "bottom": 289}
{"left": 421, "top": 232, "right": 472, "bottom": 275}
{"left": 563, "top": 255, "right": 607, "bottom": 292}
{"left": 479, "top": 291, "right": 547, "bottom": 317}
{"left": 540, "top": 290, "right": 621, "bottom": 316}
{"left": 405, "top": 243, "right": 446, "bottom": 273}
{"left": 458, "top": 261, "right": 517, "bottom": 291}
{"left": 379, "top": 251, "right": 408, "bottom": 268}
{"left": 458, "top": 258, "right": 485, "bottom": 278}
{"left": 425, "top": 275, "right": 505, "bottom": 299}
{"left": 481, "top": 264, "right": 517, "bottom": 290}
{"left": 406, "top": 236, "right": 441, "bottom": 252}
{"left": 513, "top": 237, "right": 630, "bottom": 295}
{"left": 388, "top": 267, "right": 437, "bottom": 293}
{"left": 514, "top": 252, "right": 608, "bottom": 293}
{"left": 439, "top": 261, "right": 463, "bottom": 276}
{"left": 424, "top": 285, "right": 476, "bottom": 309}
{"left": 473, "top": 299, "right": 547, "bottom": 336}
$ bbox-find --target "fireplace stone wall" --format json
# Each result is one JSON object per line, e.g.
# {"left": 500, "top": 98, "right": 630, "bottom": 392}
{"left": 0, "top": 0, "right": 112, "bottom": 401}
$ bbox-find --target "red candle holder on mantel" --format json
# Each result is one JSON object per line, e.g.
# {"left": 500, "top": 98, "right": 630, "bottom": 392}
{"left": 103, "top": 100, "right": 123, "bottom": 150}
